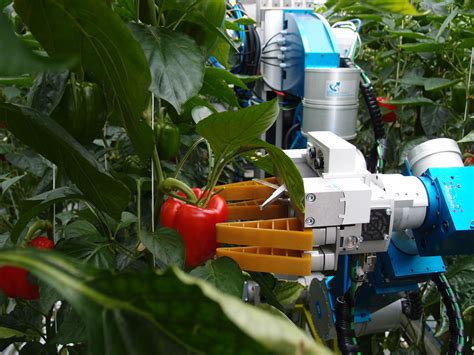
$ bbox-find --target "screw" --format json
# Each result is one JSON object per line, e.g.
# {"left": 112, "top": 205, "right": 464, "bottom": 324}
{"left": 384, "top": 234, "right": 390, "bottom": 240}
{"left": 306, "top": 194, "right": 316, "bottom": 202}
{"left": 307, "top": 146, "right": 316, "bottom": 159}
{"left": 385, "top": 208, "right": 392, "bottom": 216}
{"left": 305, "top": 217, "right": 315, "bottom": 226}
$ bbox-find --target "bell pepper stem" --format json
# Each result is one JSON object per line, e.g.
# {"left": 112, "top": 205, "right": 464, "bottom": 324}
{"left": 21, "top": 220, "right": 52, "bottom": 247}
{"left": 161, "top": 178, "right": 197, "bottom": 204}
{"left": 153, "top": 147, "right": 164, "bottom": 186}
{"left": 173, "top": 137, "right": 205, "bottom": 179}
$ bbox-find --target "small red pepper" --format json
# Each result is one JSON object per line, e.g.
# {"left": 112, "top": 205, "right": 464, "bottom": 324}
{"left": 377, "top": 97, "right": 397, "bottom": 123}
{"left": 0, "top": 236, "right": 54, "bottom": 300}
{"left": 160, "top": 188, "right": 228, "bottom": 268}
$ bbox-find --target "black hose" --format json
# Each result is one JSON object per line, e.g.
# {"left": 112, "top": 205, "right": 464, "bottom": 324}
{"left": 402, "top": 292, "right": 423, "bottom": 320}
{"left": 340, "top": 57, "right": 387, "bottom": 171}
{"left": 335, "top": 294, "right": 360, "bottom": 355}
{"left": 433, "top": 273, "right": 465, "bottom": 355}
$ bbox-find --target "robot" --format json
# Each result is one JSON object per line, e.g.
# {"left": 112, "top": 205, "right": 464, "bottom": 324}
{"left": 220, "top": 1, "right": 472, "bottom": 353}
{"left": 215, "top": 132, "right": 472, "bottom": 354}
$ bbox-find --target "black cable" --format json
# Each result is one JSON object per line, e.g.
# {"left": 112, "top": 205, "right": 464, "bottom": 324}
{"left": 261, "top": 61, "right": 281, "bottom": 67}
{"left": 433, "top": 273, "right": 465, "bottom": 355}
{"left": 262, "top": 48, "right": 282, "bottom": 55}
{"left": 335, "top": 294, "right": 360, "bottom": 355}
{"left": 402, "top": 292, "right": 423, "bottom": 320}
{"left": 340, "top": 57, "right": 387, "bottom": 172}
{"left": 262, "top": 32, "right": 283, "bottom": 51}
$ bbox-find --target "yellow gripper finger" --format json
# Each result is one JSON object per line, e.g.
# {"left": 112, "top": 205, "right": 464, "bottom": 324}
{"left": 214, "top": 177, "right": 279, "bottom": 202}
{"left": 217, "top": 217, "right": 313, "bottom": 251}
{"left": 216, "top": 247, "right": 312, "bottom": 276}
{"left": 227, "top": 199, "right": 288, "bottom": 221}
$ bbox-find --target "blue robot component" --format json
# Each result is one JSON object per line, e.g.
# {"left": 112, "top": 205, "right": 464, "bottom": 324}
{"left": 414, "top": 166, "right": 474, "bottom": 256}
{"left": 282, "top": 10, "right": 340, "bottom": 96}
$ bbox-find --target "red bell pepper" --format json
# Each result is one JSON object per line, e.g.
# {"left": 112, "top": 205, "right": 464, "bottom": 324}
{"left": 0, "top": 236, "right": 54, "bottom": 300}
{"left": 160, "top": 188, "right": 227, "bottom": 268}
{"left": 377, "top": 97, "right": 397, "bottom": 123}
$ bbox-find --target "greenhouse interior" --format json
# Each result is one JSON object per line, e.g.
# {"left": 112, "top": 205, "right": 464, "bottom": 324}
{"left": 0, "top": 0, "right": 473, "bottom": 353}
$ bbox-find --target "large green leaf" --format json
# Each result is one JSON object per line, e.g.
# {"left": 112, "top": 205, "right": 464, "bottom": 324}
{"left": 57, "top": 220, "right": 115, "bottom": 269}
{"left": 196, "top": 99, "right": 279, "bottom": 154}
{"left": 26, "top": 71, "right": 69, "bottom": 115}
{"left": 200, "top": 67, "right": 249, "bottom": 107}
{"left": 190, "top": 257, "right": 244, "bottom": 298}
{"left": 140, "top": 228, "right": 185, "bottom": 270}
{"left": 424, "top": 77, "right": 461, "bottom": 91}
{"left": 0, "top": 249, "right": 328, "bottom": 355}
{"left": 459, "top": 131, "right": 474, "bottom": 143}
{"left": 129, "top": 24, "right": 206, "bottom": 113}
{"left": 0, "top": 14, "right": 71, "bottom": 76}
{"left": 14, "top": 0, "right": 154, "bottom": 161}
{"left": 241, "top": 139, "right": 305, "bottom": 212}
{"left": 399, "top": 42, "right": 444, "bottom": 52}
{"left": 9, "top": 187, "right": 82, "bottom": 243}
{"left": 420, "top": 105, "right": 453, "bottom": 135}
{"left": 386, "top": 97, "right": 435, "bottom": 106}
{"left": 0, "top": 104, "right": 130, "bottom": 220}
{"left": 161, "top": 0, "right": 226, "bottom": 52}
{"left": 361, "top": 0, "right": 418, "bottom": 14}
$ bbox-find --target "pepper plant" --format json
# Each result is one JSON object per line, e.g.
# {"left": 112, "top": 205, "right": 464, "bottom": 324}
{"left": 0, "top": 0, "right": 320, "bottom": 353}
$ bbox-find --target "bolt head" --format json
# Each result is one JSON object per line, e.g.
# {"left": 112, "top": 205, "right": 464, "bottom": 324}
{"left": 306, "top": 194, "right": 316, "bottom": 202}
{"left": 305, "top": 217, "right": 315, "bottom": 226}
{"left": 385, "top": 208, "right": 392, "bottom": 216}
{"left": 384, "top": 234, "right": 390, "bottom": 240}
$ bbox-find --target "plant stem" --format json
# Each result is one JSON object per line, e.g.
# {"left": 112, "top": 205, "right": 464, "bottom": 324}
{"left": 173, "top": 137, "right": 205, "bottom": 178}
{"left": 153, "top": 147, "right": 164, "bottom": 186}
{"left": 161, "top": 177, "right": 197, "bottom": 204}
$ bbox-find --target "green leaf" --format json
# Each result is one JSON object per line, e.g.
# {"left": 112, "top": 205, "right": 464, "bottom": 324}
{"left": 190, "top": 257, "right": 244, "bottom": 298}
{"left": 360, "top": 0, "right": 418, "bottom": 14}
{"left": 14, "top": 0, "right": 154, "bottom": 162}
{"left": 0, "top": 14, "right": 71, "bottom": 76}
{"left": 435, "top": 7, "right": 459, "bottom": 42}
{"left": 388, "top": 30, "right": 430, "bottom": 40}
{"left": 200, "top": 67, "right": 249, "bottom": 107}
{"left": 63, "top": 220, "right": 105, "bottom": 241}
{"left": 0, "top": 249, "right": 329, "bottom": 355}
{"left": 248, "top": 272, "right": 285, "bottom": 312}
{"left": 0, "top": 327, "right": 26, "bottom": 339}
{"left": 424, "top": 78, "right": 461, "bottom": 91}
{"left": 26, "top": 71, "right": 69, "bottom": 115}
{"left": 196, "top": 99, "right": 279, "bottom": 154}
{"left": 385, "top": 97, "right": 435, "bottom": 106}
{"left": 129, "top": 24, "right": 206, "bottom": 113}
{"left": 0, "top": 174, "right": 25, "bottom": 195}
{"left": 56, "top": 237, "right": 115, "bottom": 270}
{"left": 399, "top": 42, "right": 444, "bottom": 52}
{"left": 114, "top": 212, "right": 137, "bottom": 235}
{"left": 0, "top": 104, "right": 130, "bottom": 221}
{"left": 458, "top": 130, "right": 474, "bottom": 143}
{"left": 241, "top": 151, "right": 275, "bottom": 175}
{"left": 274, "top": 280, "right": 305, "bottom": 306}
{"left": 140, "top": 228, "right": 185, "bottom": 270}
{"left": 161, "top": 0, "right": 226, "bottom": 53}
{"left": 241, "top": 139, "right": 305, "bottom": 212}
{"left": 421, "top": 105, "right": 453, "bottom": 135}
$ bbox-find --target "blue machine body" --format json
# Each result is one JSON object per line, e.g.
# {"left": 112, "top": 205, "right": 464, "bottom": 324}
{"left": 414, "top": 166, "right": 474, "bottom": 256}
{"left": 282, "top": 10, "right": 340, "bottom": 96}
